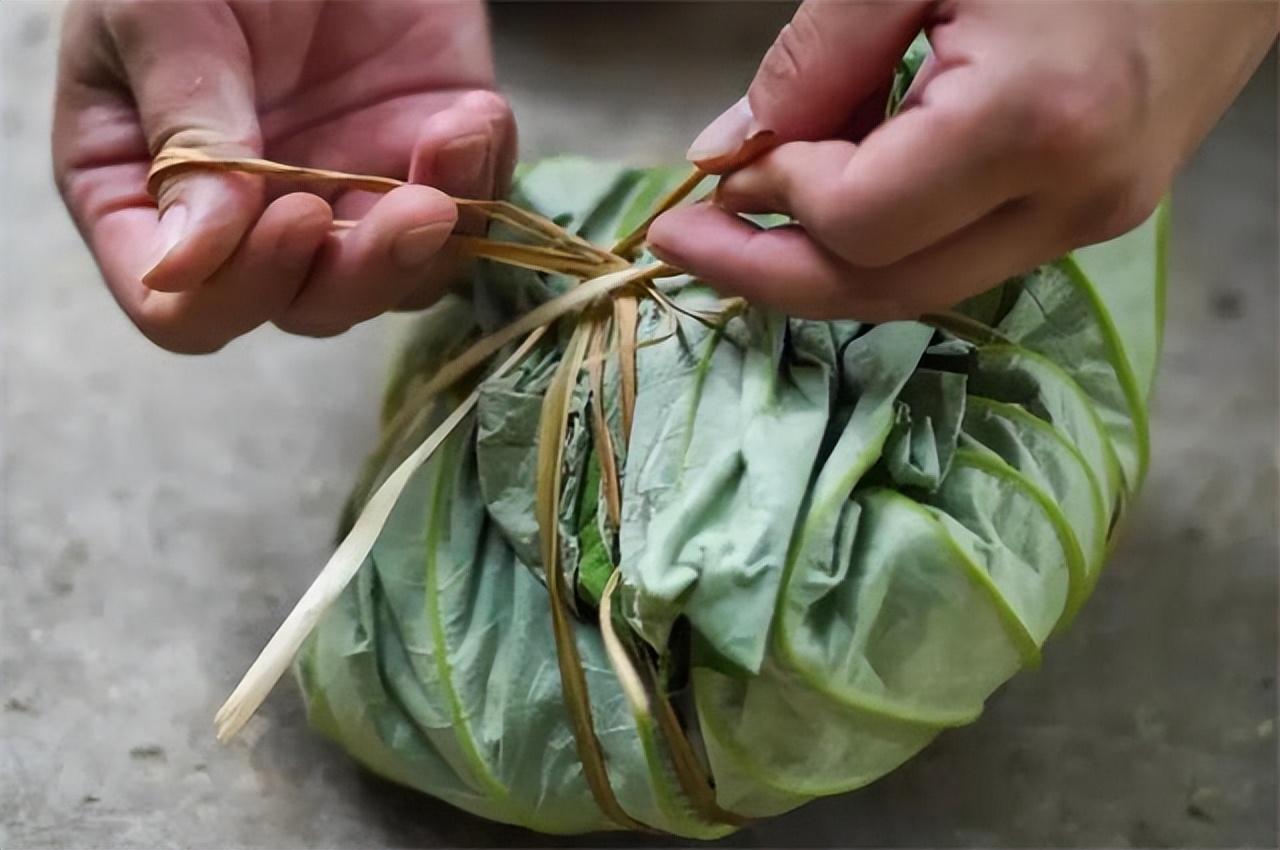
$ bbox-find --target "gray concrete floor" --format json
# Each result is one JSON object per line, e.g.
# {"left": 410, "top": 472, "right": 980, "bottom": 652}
{"left": 2, "top": 3, "right": 1277, "bottom": 848}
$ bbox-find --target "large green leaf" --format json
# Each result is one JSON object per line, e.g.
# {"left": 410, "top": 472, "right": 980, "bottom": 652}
{"left": 296, "top": 149, "right": 1163, "bottom": 835}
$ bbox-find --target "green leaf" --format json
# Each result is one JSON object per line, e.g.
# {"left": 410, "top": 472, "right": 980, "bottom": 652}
{"left": 296, "top": 150, "right": 1165, "bottom": 837}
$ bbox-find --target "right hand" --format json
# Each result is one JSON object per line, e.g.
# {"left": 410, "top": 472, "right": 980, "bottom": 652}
{"left": 54, "top": 0, "right": 516, "bottom": 353}
{"left": 649, "top": 0, "right": 1275, "bottom": 322}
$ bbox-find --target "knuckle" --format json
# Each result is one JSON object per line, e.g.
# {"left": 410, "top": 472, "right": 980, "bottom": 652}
{"left": 795, "top": 190, "right": 901, "bottom": 270}
{"left": 1013, "top": 69, "right": 1134, "bottom": 167}
{"left": 792, "top": 185, "right": 842, "bottom": 238}
{"left": 54, "top": 168, "right": 91, "bottom": 220}
{"left": 159, "top": 126, "right": 262, "bottom": 159}
{"left": 757, "top": 18, "right": 809, "bottom": 93}
{"left": 458, "top": 89, "right": 512, "bottom": 122}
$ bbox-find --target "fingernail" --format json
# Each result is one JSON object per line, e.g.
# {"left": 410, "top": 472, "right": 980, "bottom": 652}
{"left": 393, "top": 221, "right": 454, "bottom": 268}
{"left": 141, "top": 203, "right": 189, "bottom": 287}
{"left": 435, "top": 132, "right": 491, "bottom": 196}
{"left": 645, "top": 217, "right": 689, "bottom": 269}
{"left": 646, "top": 240, "right": 684, "bottom": 270}
{"left": 688, "top": 97, "right": 759, "bottom": 163}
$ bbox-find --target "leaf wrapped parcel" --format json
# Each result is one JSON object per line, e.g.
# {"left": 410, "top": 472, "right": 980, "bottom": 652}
{"left": 294, "top": 157, "right": 1165, "bottom": 836}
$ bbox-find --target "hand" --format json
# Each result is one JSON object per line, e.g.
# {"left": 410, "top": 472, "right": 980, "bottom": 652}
{"left": 54, "top": 0, "right": 515, "bottom": 353}
{"left": 649, "top": 0, "right": 1277, "bottom": 321}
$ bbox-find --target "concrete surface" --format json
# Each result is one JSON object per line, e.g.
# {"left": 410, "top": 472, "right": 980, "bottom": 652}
{"left": 2, "top": 3, "right": 1276, "bottom": 848}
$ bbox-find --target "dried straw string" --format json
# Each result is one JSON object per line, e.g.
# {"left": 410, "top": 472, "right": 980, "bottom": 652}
{"left": 148, "top": 149, "right": 751, "bottom": 830}
{"left": 585, "top": 317, "right": 623, "bottom": 527}
{"left": 598, "top": 572, "right": 751, "bottom": 829}
{"left": 516, "top": 168, "right": 749, "bottom": 831}
{"left": 524, "top": 170, "right": 756, "bottom": 831}
{"left": 532, "top": 319, "right": 656, "bottom": 831}
{"left": 147, "top": 148, "right": 622, "bottom": 275}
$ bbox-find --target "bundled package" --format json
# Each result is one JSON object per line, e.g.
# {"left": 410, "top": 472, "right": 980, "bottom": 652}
{"left": 290, "top": 155, "right": 1164, "bottom": 836}
{"left": 176, "top": 44, "right": 1164, "bottom": 839}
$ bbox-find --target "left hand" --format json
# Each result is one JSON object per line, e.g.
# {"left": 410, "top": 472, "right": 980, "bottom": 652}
{"left": 648, "top": 0, "right": 1277, "bottom": 321}
{"left": 54, "top": 0, "right": 515, "bottom": 353}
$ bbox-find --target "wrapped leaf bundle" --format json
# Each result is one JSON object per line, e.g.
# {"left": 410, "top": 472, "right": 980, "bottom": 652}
{"left": 290, "top": 155, "right": 1166, "bottom": 836}
{"left": 149, "top": 41, "right": 1167, "bottom": 839}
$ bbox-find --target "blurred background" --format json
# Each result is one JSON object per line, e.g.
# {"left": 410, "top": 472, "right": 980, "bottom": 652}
{"left": 1, "top": 3, "right": 1276, "bottom": 848}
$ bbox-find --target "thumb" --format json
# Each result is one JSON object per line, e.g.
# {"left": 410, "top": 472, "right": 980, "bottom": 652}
{"left": 103, "top": 2, "right": 264, "bottom": 291}
{"left": 687, "top": 0, "right": 930, "bottom": 172}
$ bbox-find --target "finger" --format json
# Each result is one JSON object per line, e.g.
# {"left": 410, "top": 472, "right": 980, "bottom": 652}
{"left": 263, "top": 88, "right": 515, "bottom": 205}
{"left": 140, "top": 171, "right": 262, "bottom": 292}
{"left": 648, "top": 199, "right": 1064, "bottom": 321}
{"left": 687, "top": 0, "right": 930, "bottom": 170}
{"left": 713, "top": 67, "right": 1036, "bottom": 268}
{"left": 649, "top": 204, "right": 865, "bottom": 318}
{"left": 409, "top": 89, "right": 516, "bottom": 204}
{"left": 98, "top": 1, "right": 265, "bottom": 292}
{"left": 111, "top": 193, "right": 331, "bottom": 353}
{"left": 276, "top": 185, "right": 457, "bottom": 335}
{"left": 284, "top": 90, "right": 513, "bottom": 245}
{"left": 396, "top": 89, "right": 517, "bottom": 310}
{"left": 280, "top": 90, "right": 516, "bottom": 320}
{"left": 52, "top": 4, "right": 262, "bottom": 302}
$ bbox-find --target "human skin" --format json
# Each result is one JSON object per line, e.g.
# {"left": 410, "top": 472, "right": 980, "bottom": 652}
{"left": 648, "top": 0, "right": 1278, "bottom": 321}
{"left": 53, "top": 0, "right": 514, "bottom": 353}
{"left": 54, "top": 1, "right": 1276, "bottom": 347}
